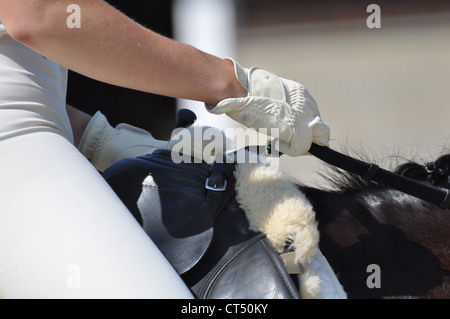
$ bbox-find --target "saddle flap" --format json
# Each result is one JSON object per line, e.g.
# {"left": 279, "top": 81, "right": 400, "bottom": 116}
{"left": 103, "top": 150, "right": 215, "bottom": 275}
{"left": 138, "top": 178, "right": 214, "bottom": 274}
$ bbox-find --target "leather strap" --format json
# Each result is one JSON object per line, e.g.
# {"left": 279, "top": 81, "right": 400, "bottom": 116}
{"left": 280, "top": 251, "right": 304, "bottom": 274}
{"left": 308, "top": 143, "right": 450, "bottom": 210}
{"left": 206, "top": 161, "right": 236, "bottom": 218}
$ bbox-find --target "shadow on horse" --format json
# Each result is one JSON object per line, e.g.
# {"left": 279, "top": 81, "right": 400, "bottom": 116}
{"left": 299, "top": 151, "right": 450, "bottom": 298}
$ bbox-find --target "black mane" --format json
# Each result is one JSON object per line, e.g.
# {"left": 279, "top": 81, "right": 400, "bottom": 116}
{"left": 395, "top": 154, "right": 450, "bottom": 189}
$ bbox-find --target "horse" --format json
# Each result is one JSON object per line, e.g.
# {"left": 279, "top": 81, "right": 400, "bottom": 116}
{"left": 299, "top": 152, "right": 450, "bottom": 298}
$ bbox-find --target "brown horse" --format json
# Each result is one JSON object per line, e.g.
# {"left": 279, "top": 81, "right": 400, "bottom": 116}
{"left": 299, "top": 153, "right": 450, "bottom": 298}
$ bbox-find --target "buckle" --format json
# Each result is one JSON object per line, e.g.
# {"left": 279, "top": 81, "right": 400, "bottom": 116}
{"left": 205, "top": 178, "right": 227, "bottom": 192}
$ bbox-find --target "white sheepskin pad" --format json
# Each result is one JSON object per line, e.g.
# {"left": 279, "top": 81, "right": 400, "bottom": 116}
{"left": 234, "top": 161, "right": 319, "bottom": 269}
{"left": 234, "top": 160, "right": 347, "bottom": 299}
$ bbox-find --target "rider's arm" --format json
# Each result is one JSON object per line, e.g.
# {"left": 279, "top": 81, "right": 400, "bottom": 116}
{"left": 0, "top": 0, "right": 246, "bottom": 106}
{"left": 0, "top": 0, "right": 330, "bottom": 157}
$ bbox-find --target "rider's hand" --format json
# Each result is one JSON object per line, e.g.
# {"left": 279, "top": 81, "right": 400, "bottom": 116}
{"left": 207, "top": 58, "right": 330, "bottom": 156}
{"left": 78, "top": 111, "right": 168, "bottom": 172}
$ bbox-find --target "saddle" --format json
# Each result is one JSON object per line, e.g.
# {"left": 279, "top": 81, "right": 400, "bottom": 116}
{"left": 102, "top": 148, "right": 308, "bottom": 298}
{"left": 100, "top": 102, "right": 350, "bottom": 298}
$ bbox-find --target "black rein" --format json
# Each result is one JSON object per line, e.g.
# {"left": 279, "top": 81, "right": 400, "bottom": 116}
{"left": 307, "top": 143, "right": 450, "bottom": 210}
{"left": 174, "top": 108, "right": 450, "bottom": 210}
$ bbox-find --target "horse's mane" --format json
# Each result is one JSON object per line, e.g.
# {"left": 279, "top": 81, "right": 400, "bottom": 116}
{"left": 317, "top": 150, "right": 450, "bottom": 195}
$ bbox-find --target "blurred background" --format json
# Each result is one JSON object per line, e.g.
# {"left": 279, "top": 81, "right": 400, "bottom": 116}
{"left": 67, "top": 0, "right": 450, "bottom": 187}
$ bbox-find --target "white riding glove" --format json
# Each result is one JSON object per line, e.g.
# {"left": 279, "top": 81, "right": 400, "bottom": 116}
{"left": 207, "top": 58, "right": 330, "bottom": 156}
{"left": 78, "top": 111, "right": 168, "bottom": 172}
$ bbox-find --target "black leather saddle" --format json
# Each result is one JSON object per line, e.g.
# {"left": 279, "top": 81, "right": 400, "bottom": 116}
{"left": 102, "top": 149, "right": 301, "bottom": 299}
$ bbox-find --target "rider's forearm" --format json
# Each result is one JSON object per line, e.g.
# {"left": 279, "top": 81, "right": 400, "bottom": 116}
{"left": 0, "top": 0, "right": 246, "bottom": 106}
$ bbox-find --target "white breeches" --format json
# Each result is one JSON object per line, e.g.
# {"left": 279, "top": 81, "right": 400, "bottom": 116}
{"left": 0, "top": 24, "right": 192, "bottom": 299}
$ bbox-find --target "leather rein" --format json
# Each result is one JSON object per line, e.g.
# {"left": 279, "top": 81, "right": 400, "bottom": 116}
{"left": 306, "top": 143, "right": 450, "bottom": 210}
{"left": 175, "top": 109, "right": 450, "bottom": 210}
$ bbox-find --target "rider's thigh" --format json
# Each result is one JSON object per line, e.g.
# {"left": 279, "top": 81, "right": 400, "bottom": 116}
{"left": 0, "top": 132, "right": 193, "bottom": 299}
